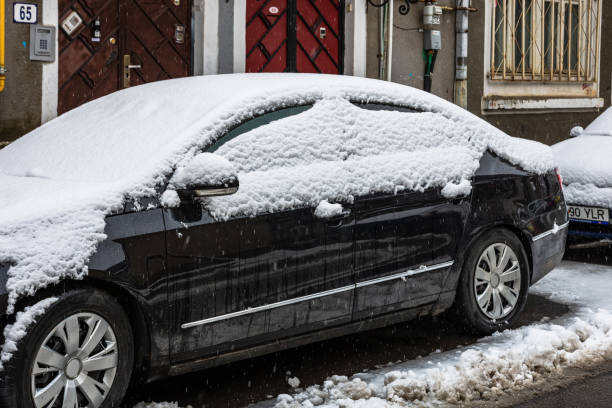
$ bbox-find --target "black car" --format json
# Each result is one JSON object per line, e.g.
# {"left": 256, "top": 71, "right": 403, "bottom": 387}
{"left": 0, "top": 75, "right": 567, "bottom": 408}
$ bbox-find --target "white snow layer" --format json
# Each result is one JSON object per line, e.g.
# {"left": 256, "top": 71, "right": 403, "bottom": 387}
{"left": 0, "top": 297, "right": 57, "bottom": 370}
{"left": 553, "top": 135, "right": 612, "bottom": 206}
{"left": 170, "top": 152, "right": 237, "bottom": 189}
{"left": 0, "top": 74, "right": 554, "bottom": 313}
{"left": 314, "top": 201, "right": 344, "bottom": 219}
{"left": 583, "top": 107, "right": 612, "bottom": 137}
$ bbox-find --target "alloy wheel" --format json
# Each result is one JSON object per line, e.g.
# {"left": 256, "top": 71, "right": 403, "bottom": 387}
{"left": 30, "top": 312, "right": 118, "bottom": 408}
{"left": 473, "top": 243, "right": 522, "bottom": 321}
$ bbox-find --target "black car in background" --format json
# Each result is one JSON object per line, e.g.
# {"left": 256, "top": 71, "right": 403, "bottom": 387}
{"left": 0, "top": 75, "right": 567, "bottom": 408}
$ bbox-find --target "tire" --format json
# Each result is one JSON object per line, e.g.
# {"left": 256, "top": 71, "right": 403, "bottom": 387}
{"left": 455, "top": 228, "right": 530, "bottom": 335}
{"left": 0, "top": 287, "right": 133, "bottom": 408}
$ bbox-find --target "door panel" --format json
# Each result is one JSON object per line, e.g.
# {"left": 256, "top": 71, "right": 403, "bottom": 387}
{"left": 353, "top": 190, "right": 450, "bottom": 319}
{"left": 246, "top": 0, "right": 289, "bottom": 72}
{"left": 295, "top": 0, "right": 342, "bottom": 73}
{"left": 245, "top": 0, "right": 343, "bottom": 73}
{"left": 58, "top": 0, "right": 191, "bottom": 114}
{"left": 123, "top": 0, "right": 191, "bottom": 87}
{"left": 166, "top": 204, "right": 354, "bottom": 362}
{"left": 58, "top": 0, "right": 120, "bottom": 114}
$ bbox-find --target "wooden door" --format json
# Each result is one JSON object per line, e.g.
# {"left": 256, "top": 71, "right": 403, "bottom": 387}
{"left": 58, "top": 0, "right": 121, "bottom": 114}
{"left": 246, "top": 0, "right": 343, "bottom": 74}
{"left": 123, "top": 0, "right": 191, "bottom": 87}
{"left": 58, "top": 0, "right": 191, "bottom": 115}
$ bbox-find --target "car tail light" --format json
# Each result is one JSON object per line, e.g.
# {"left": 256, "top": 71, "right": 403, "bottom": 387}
{"left": 555, "top": 168, "right": 563, "bottom": 189}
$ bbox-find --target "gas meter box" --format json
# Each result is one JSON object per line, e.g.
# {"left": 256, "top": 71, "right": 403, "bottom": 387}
{"left": 30, "top": 24, "right": 56, "bottom": 62}
{"left": 424, "top": 30, "right": 442, "bottom": 50}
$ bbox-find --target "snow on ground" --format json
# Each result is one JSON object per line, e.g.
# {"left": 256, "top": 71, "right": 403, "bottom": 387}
{"left": 135, "top": 261, "right": 612, "bottom": 408}
{"left": 0, "top": 74, "right": 555, "bottom": 313}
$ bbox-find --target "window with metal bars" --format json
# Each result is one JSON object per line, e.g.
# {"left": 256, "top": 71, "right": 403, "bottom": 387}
{"left": 490, "top": 0, "right": 601, "bottom": 81}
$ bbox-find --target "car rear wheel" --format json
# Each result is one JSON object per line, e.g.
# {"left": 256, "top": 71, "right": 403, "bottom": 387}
{"left": 456, "top": 228, "right": 530, "bottom": 334}
{"left": 0, "top": 288, "right": 133, "bottom": 408}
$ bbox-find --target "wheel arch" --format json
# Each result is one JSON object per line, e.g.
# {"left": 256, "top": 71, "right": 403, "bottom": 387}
{"left": 7, "top": 278, "right": 151, "bottom": 385}
{"left": 446, "top": 222, "right": 534, "bottom": 294}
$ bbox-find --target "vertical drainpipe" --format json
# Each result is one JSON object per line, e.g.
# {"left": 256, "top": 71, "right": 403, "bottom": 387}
{"left": 378, "top": 3, "right": 387, "bottom": 80}
{"left": 378, "top": 1, "right": 393, "bottom": 81}
{"left": 454, "top": 0, "right": 469, "bottom": 109}
{"left": 387, "top": 0, "right": 394, "bottom": 81}
{"left": 0, "top": 0, "right": 6, "bottom": 92}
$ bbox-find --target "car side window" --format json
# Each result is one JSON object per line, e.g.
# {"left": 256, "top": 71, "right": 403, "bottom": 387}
{"left": 207, "top": 105, "right": 313, "bottom": 153}
{"left": 351, "top": 102, "right": 421, "bottom": 113}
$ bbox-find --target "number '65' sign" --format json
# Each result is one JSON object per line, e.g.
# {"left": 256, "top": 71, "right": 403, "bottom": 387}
{"left": 13, "top": 2, "right": 38, "bottom": 24}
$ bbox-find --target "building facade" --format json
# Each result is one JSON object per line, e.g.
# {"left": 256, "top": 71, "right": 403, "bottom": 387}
{"left": 1, "top": 0, "right": 610, "bottom": 147}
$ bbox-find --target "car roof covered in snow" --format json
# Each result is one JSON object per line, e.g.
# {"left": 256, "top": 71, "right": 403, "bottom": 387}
{"left": 0, "top": 73, "right": 475, "bottom": 184}
{"left": 583, "top": 107, "right": 612, "bottom": 137}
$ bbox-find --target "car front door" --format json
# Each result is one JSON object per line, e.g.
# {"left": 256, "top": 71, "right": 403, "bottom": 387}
{"left": 166, "top": 107, "right": 355, "bottom": 363}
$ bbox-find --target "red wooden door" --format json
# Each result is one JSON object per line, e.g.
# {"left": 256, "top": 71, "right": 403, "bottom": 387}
{"left": 58, "top": 0, "right": 121, "bottom": 114}
{"left": 123, "top": 0, "right": 191, "bottom": 87}
{"left": 246, "top": 0, "right": 343, "bottom": 74}
{"left": 58, "top": 0, "right": 191, "bottom": 114}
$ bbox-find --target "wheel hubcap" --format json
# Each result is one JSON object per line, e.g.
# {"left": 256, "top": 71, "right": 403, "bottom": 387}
{"left": 474, "top": 243, "right": 522, "bottom": 321}
{"left": 64, "top": 359, "right": 82, "bottom": 380}
{"left": 31, "top": 312, "right": 118, "bottom": 408}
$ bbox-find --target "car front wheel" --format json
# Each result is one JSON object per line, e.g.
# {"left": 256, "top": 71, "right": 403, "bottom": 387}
{"left": 456, "top": 228, "right": 530, "bottom": 334}
{"left": 0, "top": 287, "right": 133, "bottom": 408}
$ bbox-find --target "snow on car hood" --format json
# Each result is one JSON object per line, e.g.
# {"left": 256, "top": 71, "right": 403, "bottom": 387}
{"left": 0, "top": 74, "right": 555, "bottom": 314}
{"left": 553, "top": 135, "right": 612, "bottom": 207}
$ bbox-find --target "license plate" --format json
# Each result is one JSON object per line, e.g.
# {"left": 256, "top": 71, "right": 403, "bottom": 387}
{"left": 568, "top": 205, "right": 609, "bottom": 224}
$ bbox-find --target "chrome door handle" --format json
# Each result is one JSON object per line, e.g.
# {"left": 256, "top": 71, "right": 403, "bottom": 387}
{"left": 123, "top": 55, "right": 142, "bottom": 88}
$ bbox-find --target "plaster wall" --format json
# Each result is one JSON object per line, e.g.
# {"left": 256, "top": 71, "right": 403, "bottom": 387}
{"left": 0, "top": 0, "right": 43, "bottom": 144}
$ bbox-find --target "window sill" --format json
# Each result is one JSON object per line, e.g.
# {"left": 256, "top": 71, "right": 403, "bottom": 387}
{"left": 482, "top": 97, "right": 604, "bottom": 113}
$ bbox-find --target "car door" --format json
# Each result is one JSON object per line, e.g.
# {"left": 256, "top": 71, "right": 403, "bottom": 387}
{"left": 166, "top": 107, "right": 355, "bottom": 363}
{"left": 351, "top": 104, "right": 463, "bottom": 319}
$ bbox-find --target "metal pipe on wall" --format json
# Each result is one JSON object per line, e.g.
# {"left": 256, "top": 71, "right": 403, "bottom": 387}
{"left": 454, "top": 0, "right": 469, "bottom": 108}
{"left": 387, "top": 0, "right": 394, "bottom": 81}
{"left": 0, "top": 0, "right": 6, "bottom": 92}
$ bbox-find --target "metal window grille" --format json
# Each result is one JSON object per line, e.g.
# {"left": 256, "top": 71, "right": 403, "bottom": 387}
{"left": 491, "top": 0, "right": 601, "bottom": 81}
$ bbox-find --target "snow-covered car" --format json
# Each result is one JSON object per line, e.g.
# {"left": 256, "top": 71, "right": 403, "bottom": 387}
{"left": 0, "top": 74, "right": 567, "bottom": 408}
{"left": 553, "top": 107, "right": 612, "bottom": 248}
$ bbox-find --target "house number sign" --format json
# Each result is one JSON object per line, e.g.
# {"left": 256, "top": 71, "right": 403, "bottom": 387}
{"left": 13, "top": 2, "right": 38, "bottom": 24}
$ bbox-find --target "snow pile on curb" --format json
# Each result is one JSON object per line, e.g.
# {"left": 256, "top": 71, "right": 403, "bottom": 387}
{"left": 272, "top": 309, "right": 612, "bottom": 407}
{"left": 132, "top": 402, "right": 186, "bottom": 408}
{"left": 0, "top": 297, "right": 57, "bottom": 370}
{"left": 265, "top": 262, "right": 612, "bottom": 408}
{"left": 0, "top": 74, "right": 554, "bottom": 312}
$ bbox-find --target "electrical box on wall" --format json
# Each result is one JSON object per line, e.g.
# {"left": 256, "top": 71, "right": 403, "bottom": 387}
{"left": 30, "top": 25, "right": 56, "bottom": 62}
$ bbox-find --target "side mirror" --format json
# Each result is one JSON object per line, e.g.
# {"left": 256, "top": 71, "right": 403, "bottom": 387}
{"left": 570, "top": 126, "right": 584, "bottom": 138}
{"left": 171, "top": 153, "right": 239, "bottom": 199}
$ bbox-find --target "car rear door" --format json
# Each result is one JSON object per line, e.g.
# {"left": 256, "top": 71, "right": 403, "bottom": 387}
{"left": 352, "top": 190, "right": 444, "bottom": 319}
{"left": 351, "top": 103, "right": 464, "bottom": 319}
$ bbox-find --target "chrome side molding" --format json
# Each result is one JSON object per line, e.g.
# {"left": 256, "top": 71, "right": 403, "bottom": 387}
{"left": 181, "top": 260, "right": 454, "bottom": 330}
{"left": 532, "top": 222, "right": 570, "bottom": 242}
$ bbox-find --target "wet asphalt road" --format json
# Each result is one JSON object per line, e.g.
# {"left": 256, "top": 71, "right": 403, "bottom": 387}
{"left": 124, "top": 247, "right": 611, "bottom": 408}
